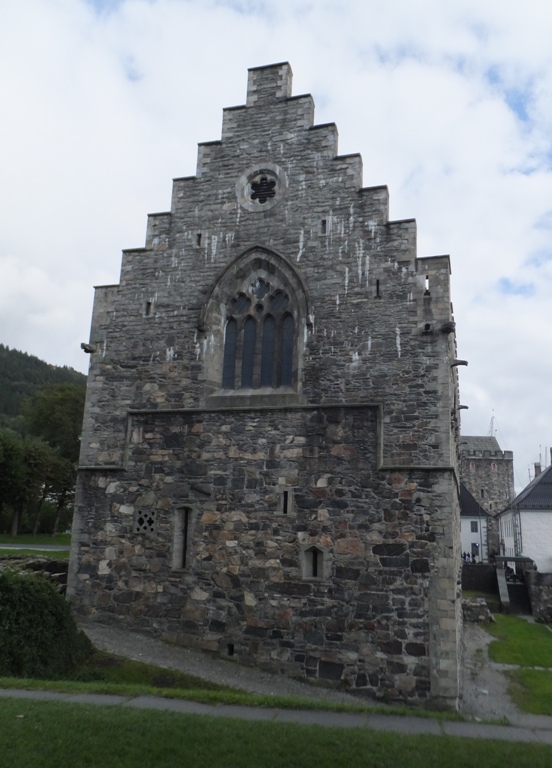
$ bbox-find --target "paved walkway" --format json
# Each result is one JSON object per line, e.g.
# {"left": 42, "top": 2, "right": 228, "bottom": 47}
{"left": 0, "top": 543, "right": 70, "bottom": 551}
{"left": 2, "top": 686, "right": 552, "bottom": 744}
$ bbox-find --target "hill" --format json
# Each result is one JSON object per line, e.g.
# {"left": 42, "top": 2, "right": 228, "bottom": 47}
{"left": 0, "top": 344, "right": 86, "bottom": 419}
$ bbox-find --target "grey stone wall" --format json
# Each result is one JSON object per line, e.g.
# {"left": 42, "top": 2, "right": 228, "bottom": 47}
{"left": 69, "top": 62, "right": 462, "bottom": 706}
{"left": 526, "top": 572, "right": 552, "bottom": 621}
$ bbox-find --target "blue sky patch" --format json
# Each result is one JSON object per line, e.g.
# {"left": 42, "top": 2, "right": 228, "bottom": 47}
{"left": 84, "top": 0, "right": 124, "bottom": 13}
{"left": 526, "top": 249, "right": 552, "bottom": 268}
{"left": 485, "top": 66, "right": 533, "bottom": 123}
{"left": 497, "top": 278, "right": 535, "bottom": 297}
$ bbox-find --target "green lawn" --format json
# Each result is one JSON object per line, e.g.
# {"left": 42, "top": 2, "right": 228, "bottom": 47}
{"left": 485, "top": 615, "right": 552, "bottom": 667}
{"left": 481, "top": 614, "right": 552, "bottom": 715}
{"left": 508, "top": 668, "right": 552, "bottom": 715}
{"left": 2, "top": 699, "right": 552, "bottom": 768}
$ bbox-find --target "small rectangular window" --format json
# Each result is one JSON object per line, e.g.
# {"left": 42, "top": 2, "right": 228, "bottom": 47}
{"left": 321, "top": 219, "right": 327, "bottom": 235}
{"left": 278, "top": 488, "right": 294, "bottom": 515}
{"left": 145, "top": 300, "right": 152, "bottom": 316}
{"left": 471, "top": 521, "right": 478, "bottom": 533}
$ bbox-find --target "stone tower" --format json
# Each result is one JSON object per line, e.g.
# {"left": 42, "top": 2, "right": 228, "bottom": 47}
{"left": 68, "top": 63, "right": 462, "bottom": 707}
{"left": 460, "top": 435, "right": 515, "bottom": 555}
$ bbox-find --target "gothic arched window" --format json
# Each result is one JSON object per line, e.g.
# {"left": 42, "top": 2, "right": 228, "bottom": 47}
{"left": 222, "top": 279, "right": 296, "bottom": 390}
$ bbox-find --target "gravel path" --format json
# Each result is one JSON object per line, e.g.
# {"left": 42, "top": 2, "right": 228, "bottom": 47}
{"left": 81, "top": 619, "right": 521, "bottom": 717}
{"left": 459, "top": 622, "right": 521, "bottom": 720}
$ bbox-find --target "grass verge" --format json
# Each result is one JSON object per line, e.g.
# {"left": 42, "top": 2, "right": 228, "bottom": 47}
{"left": 485, "top": 615, "right": 552, "bottom": 667}
{"left": 3, "top": 699, "right": 552, "bottom": 768}
{"left": 507, "top": 668, "right": 552, "bottom": 715}
{"left": 0, "top": 649, "right": 467, "bottom": 720}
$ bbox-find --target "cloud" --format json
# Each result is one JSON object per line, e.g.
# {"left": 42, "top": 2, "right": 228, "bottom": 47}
{"left": 2, "top": 0, "right": 552, "bottom": 489}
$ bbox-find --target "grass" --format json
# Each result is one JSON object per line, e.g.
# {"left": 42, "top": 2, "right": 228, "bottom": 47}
{"left": 507, "top": 669, "right": 552, "bottom": 715}
{"left": 2, "top": 698, "right": 552, "bottom": 768}
{"left": 485, "top": 615, "right": 552, "bottom": 667}
{"left": 480, "top": 614, "right": 552, "bottom": 715}
{"left": 0, "top": 649, "right": 466, "bottom": 719}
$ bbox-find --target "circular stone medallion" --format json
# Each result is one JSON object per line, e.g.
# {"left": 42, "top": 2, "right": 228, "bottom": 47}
{"left": 236, "top": 162, "right": 287, "bottom": 212}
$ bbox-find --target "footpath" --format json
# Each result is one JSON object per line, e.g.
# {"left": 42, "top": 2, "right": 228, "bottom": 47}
{"left": 2, "top": 686, "right": 552, "bottom": 744}
{"left": 2, "top": 621, "right": 552, "bottom": 745}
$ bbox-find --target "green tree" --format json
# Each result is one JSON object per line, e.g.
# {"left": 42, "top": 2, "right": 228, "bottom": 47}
{"left": 23, "top": 383, "right": 85, "bottom": 464}
{"left": 0, "top": 429, "right": 25, "bottom": 532}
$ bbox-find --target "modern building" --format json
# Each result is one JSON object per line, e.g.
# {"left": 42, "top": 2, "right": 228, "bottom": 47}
{"left": 498, "top": 462, "right": 552, "bottom": 572}
{"left": 460, "top": 483, "right": 490, "bottom": 563}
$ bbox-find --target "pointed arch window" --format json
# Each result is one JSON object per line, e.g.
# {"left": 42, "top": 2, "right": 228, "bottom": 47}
{"left": 222, "top": 279, "right": 296, "bottom": 390}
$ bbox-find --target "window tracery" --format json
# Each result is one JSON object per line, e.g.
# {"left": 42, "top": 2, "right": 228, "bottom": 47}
{"left": 222, "top": 279, "right": 296, "bottom": 390}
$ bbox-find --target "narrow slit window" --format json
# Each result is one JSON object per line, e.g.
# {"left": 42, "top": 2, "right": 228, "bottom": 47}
{"left": 321, "top": 219, "right": 327, "bottom": 234}
{"left": 197, "top": 233, "right": 202, "bottom": 246}
{"left": 282, "top": 490, "right": 289, "bottom": 515}
{"left": 376, "top": 279, "right": 380, "bottom": 298}
{"left": 172, "top": 507, "right": 192, "bottom": 570}
{"left": 181, "top": 508, "right": 191, "bottom": 568}
{"left": 303, "top": 546, "right": 324, "bottom": 579}
{"left": 311, "top": 548, "right": 319, "bottom": 577}
{"left": 145, "top": 300, "right": 152, "bottom": 316}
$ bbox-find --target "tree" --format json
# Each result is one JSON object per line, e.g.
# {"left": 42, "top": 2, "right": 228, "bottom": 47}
{"left": 0, "top": 430, "right": 25, "bottom": 533}
{"left": 23, "top": 383, "right": 86, "bottom": 464}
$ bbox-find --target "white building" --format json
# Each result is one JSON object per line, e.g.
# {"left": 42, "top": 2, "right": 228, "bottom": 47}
{"left": 460, "top": 483, "right": 490, "bottom": 563}
{"left": 497, "top": 463, "right": 552, "bottom": 572}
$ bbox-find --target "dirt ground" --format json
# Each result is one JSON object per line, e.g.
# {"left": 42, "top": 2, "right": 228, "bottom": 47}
{"left": 459, "top": 621, "right": 521, "bottom": 720}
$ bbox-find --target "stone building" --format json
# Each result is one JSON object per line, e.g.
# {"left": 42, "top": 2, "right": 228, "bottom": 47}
{"left": 460, "top": 435, "right": 514, "bottom": 555}
{"left": 68, "top": 63, "right": 462, "bottom": 706}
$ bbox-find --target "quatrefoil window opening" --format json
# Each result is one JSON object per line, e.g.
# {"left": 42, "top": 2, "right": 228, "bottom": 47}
{"left": 134, "top": 509, "right": 156, "bottom": 535}
{"left": 222, "top": 284, "right": 294, "bottom": 390}
{"left": 250, "top": 174, "right": 276, "bottom": 204}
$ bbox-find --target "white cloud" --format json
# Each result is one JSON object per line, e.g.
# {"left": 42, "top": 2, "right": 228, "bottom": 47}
{"left": 2, "top": 0, "right": 552, "bottom": 489}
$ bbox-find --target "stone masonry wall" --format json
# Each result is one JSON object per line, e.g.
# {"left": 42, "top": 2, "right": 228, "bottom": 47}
{"left": 69, "top": 63, "right": 462, "bottom": 706}
{"left": 73, "top": 405, "right": 456, "bottom": 702}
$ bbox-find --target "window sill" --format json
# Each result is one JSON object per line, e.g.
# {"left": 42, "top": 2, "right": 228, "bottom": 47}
{"left": 205, "top": 388, "right": 303, "bottom": 409}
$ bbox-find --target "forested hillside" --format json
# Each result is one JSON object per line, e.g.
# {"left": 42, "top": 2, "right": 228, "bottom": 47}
{"left": 0, "top": 344, "right": 86, "bottom": 418}
{"left": 0, "top": 344, "right": 87, "bottom": 536}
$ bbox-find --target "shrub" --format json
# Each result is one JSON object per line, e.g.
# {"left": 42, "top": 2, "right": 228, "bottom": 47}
{"left": 0, "top": 570, "right": 92, "bottom": 678}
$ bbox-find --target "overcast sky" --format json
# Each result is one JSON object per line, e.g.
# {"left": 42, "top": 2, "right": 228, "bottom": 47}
{"left": 2, "top": 0, "right": 551, "bottom": 490}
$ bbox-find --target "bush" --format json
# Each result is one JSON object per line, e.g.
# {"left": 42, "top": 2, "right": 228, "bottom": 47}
{"left": 0, "top": 570, "right": 92, "bottom": 678}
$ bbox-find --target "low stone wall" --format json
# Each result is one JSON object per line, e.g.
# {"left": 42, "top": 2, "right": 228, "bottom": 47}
{"left": 461, "top": 597, "right": 494, "bottom": 623}
{"left": 0, "top": 557, "right": 68, "bottom": 594}
{"left": 526, "top": 572, "right": 552, "bottom": 621}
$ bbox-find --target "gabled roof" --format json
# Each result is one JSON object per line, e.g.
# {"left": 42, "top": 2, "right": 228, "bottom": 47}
{"left": 460, "top": 483, "right": 491, "bottom": 518}
{"left": 460, "top": 436, "right": 502, "bottom": 454}
{"left": 507, "top": 464, "right": 552, "bottom": 510}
